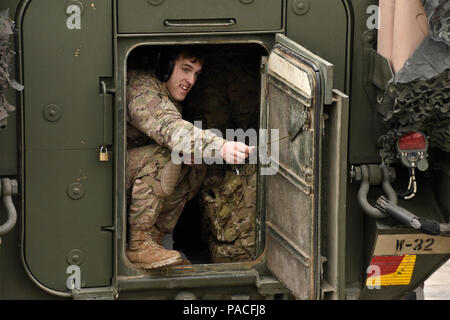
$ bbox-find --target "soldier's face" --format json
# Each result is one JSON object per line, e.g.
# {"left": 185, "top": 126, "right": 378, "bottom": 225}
{"left": 165, "top": 55, "right": 202, "bottom": 102}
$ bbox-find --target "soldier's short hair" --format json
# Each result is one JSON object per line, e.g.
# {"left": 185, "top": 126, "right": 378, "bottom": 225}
{"left": 175, "top": 47, "right": 205, "bottom": 66}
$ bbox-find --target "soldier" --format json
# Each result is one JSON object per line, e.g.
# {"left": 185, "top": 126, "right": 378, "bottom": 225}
{"left": 126, "top": 47, "right": 254, "bottom": 269}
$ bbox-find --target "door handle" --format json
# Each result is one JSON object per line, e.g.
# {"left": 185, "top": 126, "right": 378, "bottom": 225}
{"left": 163, "top": 18, "right": 236, "bottom": 27}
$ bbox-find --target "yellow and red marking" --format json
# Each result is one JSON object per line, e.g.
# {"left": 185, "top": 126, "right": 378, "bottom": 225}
{"left": 366, "top": 255, "right": 416, "bottom": 287}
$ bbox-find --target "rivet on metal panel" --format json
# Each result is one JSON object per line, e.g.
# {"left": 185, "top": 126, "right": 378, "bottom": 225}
{"left": 362, "top": 30, "right": 376, "bottom": 45}
{"left": 66, "top": 249, "right": 85, "bottom": 266}
{"left": 292, "top": 0, "right": 310, "bottom": 15}
{"left": 43, "top": 104, "right": 62, "bottom": 122}
{"left": 67, "top": 182, "right": 85, "bottom": 200}
{"left": 147, "top": 0, "right": 164, "bottom": 6}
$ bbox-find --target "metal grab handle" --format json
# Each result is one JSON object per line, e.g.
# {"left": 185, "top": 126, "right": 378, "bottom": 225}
{"left": 163, "top": 18, "right": 236, "bottom": 27}
{"left": 0, "top": 178, "right": 18, "bottom": 244}
{"left": 100, "top": 81, "right": 107, "bottom": 149}
{"left": 357, "top": 165, "right": 397, "bottom": 219}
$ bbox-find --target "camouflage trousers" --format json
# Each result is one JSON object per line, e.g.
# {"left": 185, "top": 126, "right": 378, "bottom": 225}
{"left": 126, "top": 144, "right": 207, "bottom": 234}
{"left": 201, "top": 164, "right": 256, "bottom": 263}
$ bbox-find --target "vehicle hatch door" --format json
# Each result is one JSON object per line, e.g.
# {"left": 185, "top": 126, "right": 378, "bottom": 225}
{"left": 261, "top": 34, "right": 333, "bottom": 299}
{"left": 21, "top": 0, "right": 114, "bottom": 293}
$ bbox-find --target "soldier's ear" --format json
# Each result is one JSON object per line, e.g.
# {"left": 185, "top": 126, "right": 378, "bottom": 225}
{"left": 155, "top": 50, "right": 176, "bottom": 82}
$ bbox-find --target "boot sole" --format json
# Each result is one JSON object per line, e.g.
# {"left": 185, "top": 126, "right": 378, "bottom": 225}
{"left": 134, "top": 255, "right": 183, "bottom": 269}
{"left": 175, "top": 258, "right": 191, "bottom": 266}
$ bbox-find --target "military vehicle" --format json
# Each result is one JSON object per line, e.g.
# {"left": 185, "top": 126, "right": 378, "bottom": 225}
{"left": 0, "top": 0, "right": 449, "bottom": 300}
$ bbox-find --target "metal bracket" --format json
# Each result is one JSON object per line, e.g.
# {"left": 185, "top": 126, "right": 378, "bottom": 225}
{"left": 0, "top": 178, "right": 18, "bottom": 244}
{"left": 351, "top": 165, "right": 397, "bottom": 219}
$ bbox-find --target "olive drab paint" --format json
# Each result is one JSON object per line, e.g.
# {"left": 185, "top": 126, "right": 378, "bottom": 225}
{"left": 0, "top": 0, "right": 448, "bottom": 300}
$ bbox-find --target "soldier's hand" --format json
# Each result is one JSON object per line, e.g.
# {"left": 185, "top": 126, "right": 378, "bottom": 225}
{"left": 220, "top": 141, "right": 255, "bottom": 164}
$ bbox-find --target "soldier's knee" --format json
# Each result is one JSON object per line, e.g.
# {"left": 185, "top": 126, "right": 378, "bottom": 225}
{"left": 140, "top": 161, "right": 182, "bottom": 197}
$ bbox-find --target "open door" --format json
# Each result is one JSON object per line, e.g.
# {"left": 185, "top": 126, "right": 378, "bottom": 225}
{"left": 262, "top": 34, "right": 333, "bottom": 299}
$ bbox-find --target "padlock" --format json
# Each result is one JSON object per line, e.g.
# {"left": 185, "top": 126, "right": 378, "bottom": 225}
{"left": 99, "top": 146, "right": 109, "bottom": 162}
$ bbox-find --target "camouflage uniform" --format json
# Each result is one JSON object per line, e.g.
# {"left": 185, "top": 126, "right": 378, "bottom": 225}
{"left": 200, "top": 163, "right": 257, "bottom": 263}
{"left": 126, "top": 70, "right": 226, "bottom": 265}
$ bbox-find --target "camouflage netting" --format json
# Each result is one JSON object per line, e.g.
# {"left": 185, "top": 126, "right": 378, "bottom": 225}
{"left": 378, "top": 69, "right": 450, "bottom": 165}
{"left": 378, "top": 1, "right": 449, "bottom": 164}
{"left": 426, "top": 0, "right": 450, "bottom": 44}
{"left": 185, "top": 46, "right": 260, "bottom": 262}
{"left": 0, "top": 9, "right": 23, "bottom": 130}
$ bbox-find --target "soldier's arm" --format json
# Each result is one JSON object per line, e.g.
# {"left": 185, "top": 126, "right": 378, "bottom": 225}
{"left": 128, "top": 91, "right": 226, "bottom": 159}
{"left": 129, "top": 88, "right": 254, "bottom": 163}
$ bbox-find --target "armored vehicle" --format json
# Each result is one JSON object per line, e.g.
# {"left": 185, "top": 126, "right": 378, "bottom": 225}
{"left": 0, "top": 0, "right": 449, "bottom": 300}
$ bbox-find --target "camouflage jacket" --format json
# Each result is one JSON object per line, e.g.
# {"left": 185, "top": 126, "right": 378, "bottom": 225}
{"left": 126, "top": 70, "right": 227, "bottom": 160}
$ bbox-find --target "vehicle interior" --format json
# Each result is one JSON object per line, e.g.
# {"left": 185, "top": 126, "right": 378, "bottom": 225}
{"left": 126, "top": 43, "right": 268, "bottom": 265}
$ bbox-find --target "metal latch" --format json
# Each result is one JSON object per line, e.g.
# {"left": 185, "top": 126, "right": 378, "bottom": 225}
{"left": 0, "top": 178, "right": 18, "bottom": 244}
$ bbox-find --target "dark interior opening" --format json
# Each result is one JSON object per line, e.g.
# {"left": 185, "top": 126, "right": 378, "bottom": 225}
{"left": 126, "top": 43, "right": 266, "bottom": 265}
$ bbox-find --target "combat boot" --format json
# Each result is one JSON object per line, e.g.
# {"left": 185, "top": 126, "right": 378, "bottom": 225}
{"left": 149, "top": 226, "right": 192, "bottom": 266}
{"left": 127, "top": 227, "right": 182, "bottom": 269}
